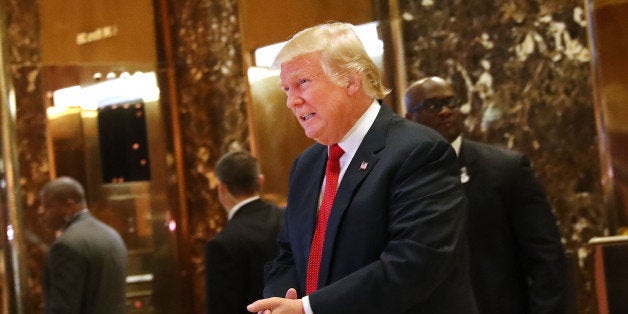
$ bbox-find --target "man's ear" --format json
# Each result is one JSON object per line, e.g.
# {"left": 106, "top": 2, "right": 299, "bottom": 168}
{"left": 66, "top": 198, "right": 78, "bottom": 211}
{"left": 347, "top": 75, "right": 362, "bottom": 96}
{"left": 63, "top": 198, "right": 82, "bottom": 217}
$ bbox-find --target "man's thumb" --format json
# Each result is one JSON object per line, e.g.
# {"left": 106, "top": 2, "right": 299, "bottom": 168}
{"left": 285, "top": 288, "right": 298, "bottom": 299}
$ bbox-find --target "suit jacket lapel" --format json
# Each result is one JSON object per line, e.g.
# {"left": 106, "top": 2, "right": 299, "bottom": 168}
{"left": 297, "top": 145, "right": 328, "bottom": 257}
{"left": 317, "top": 103, "right": 390, "bottom": 284}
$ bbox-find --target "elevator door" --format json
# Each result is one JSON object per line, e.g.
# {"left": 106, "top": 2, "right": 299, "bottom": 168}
{"left": 46, "top": 71, "right": 181, "bottom": 313}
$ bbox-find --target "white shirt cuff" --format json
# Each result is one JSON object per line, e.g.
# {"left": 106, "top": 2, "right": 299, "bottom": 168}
{"left": 302, "top": 295, "right": 314, "bottom": 314}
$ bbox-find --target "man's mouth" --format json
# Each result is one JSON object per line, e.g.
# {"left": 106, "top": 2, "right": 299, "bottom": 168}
{"left": 301, "top": 113, "right": 315, "bottom": 121}
{"left": 441, "top": 119, "right": 455, "bottom": 126}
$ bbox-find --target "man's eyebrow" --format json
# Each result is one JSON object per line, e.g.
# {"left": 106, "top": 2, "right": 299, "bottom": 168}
{"left": 280, "top": 70, "right": 309, "bottom": 85}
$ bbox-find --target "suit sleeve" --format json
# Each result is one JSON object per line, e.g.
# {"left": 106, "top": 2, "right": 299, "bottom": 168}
{"left": 205, "top": 239, "right": 247, "bottom": 314}
{"left": 507, "top": 155, "right": 566, "bottom": 313}
{"left": 310, "top": 139, "right": 469, "bottom": 313}
{"left": 45, "top": 242, "right": 87, "bottom": 314}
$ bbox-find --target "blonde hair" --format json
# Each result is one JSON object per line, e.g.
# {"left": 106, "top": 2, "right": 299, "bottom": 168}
{"left": 273, "top": 22, "right": 389, "bottom": 99}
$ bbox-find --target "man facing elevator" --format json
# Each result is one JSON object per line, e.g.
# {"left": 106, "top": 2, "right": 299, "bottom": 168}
{"left": 38, "top": 176, "right": 128, "bottom": 314}
{"left": 205, "top": 150, "right": 284, "bottom": 314}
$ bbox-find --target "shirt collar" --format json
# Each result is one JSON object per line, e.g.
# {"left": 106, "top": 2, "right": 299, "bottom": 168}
{"left": 71, "top": 208, "right": 89, "bottom": 219}
{"left": 336, "top": 99, "right": 380, "bottom": 169}
{"left": 228, "top": 196, "right": 260, "bottom": 220}
{"left": 451, "top": 135, "right": 462, "bottom": 156}
{"left": 64, "top": 208, "right": 90, "bottom": 229}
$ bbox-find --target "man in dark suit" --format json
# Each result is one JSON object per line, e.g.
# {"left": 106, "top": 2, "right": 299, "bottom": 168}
{"left": 205, "top": 151, "right": 284, "bottom": 314}
{"left": 38, "top": 176, "right": 128, "bottom": 314}
{"left": 404, "top": 76, "right": 567, "bottom": 313}
{"left": 247, "top": 22, "right": 477, "bottom": 314}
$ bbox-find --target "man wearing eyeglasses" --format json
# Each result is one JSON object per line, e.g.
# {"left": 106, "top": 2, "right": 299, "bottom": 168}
{"left": 405, "top": 77, "right": 567, "bottom": 314}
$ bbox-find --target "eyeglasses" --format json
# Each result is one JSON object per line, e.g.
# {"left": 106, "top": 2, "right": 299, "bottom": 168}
{"left": 407, "top": 96, "right": 461, "bottom": 113}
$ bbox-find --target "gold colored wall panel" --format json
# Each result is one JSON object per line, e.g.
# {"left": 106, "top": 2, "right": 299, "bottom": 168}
{"left": 39, "top": 0, "right": 157, "bottom": 64}
{"left": 239, "top": 0, "right": 373, "bottom": 52}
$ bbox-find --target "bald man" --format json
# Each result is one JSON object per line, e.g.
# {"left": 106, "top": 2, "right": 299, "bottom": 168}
{"left": 39, "top": 176, "right": 128, "bottom": 314}
{"left": 405, "top": 77, "right": 567, "bottom": 314}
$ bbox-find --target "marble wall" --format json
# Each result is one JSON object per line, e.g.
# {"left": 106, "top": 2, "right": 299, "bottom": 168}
{"left": 159, "top": 0, "right": 248, "bottom": 312}
{"left": 399, "top": 0, "right": 605, "bottom": 312}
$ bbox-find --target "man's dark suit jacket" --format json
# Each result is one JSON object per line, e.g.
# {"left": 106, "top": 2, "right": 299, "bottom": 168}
{"left": 205, "top": 198, "right": 284, "bottom": 314}
{"left": 264, "top": 103, "right": 477, "bottom": 313}
{"left": 44, "top": 211, "right": 128, "bottom": 314}
{"left": 460, "top": 139, "right": 566, "bottom": 313}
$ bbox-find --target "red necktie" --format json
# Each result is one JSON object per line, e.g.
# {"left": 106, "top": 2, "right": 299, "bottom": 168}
{"left": 306, "top": 144, "right": 344, "bottom": 294}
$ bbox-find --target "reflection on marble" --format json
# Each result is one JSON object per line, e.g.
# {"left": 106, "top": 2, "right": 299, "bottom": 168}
{"left": 587, "top": 0, "right": 628, "bottom": 235}
{"left": 399, "top": 0, "right": 605, "bottom": 312}
{"left": 164, "top": 0, "right": 247, "bottom": 312}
